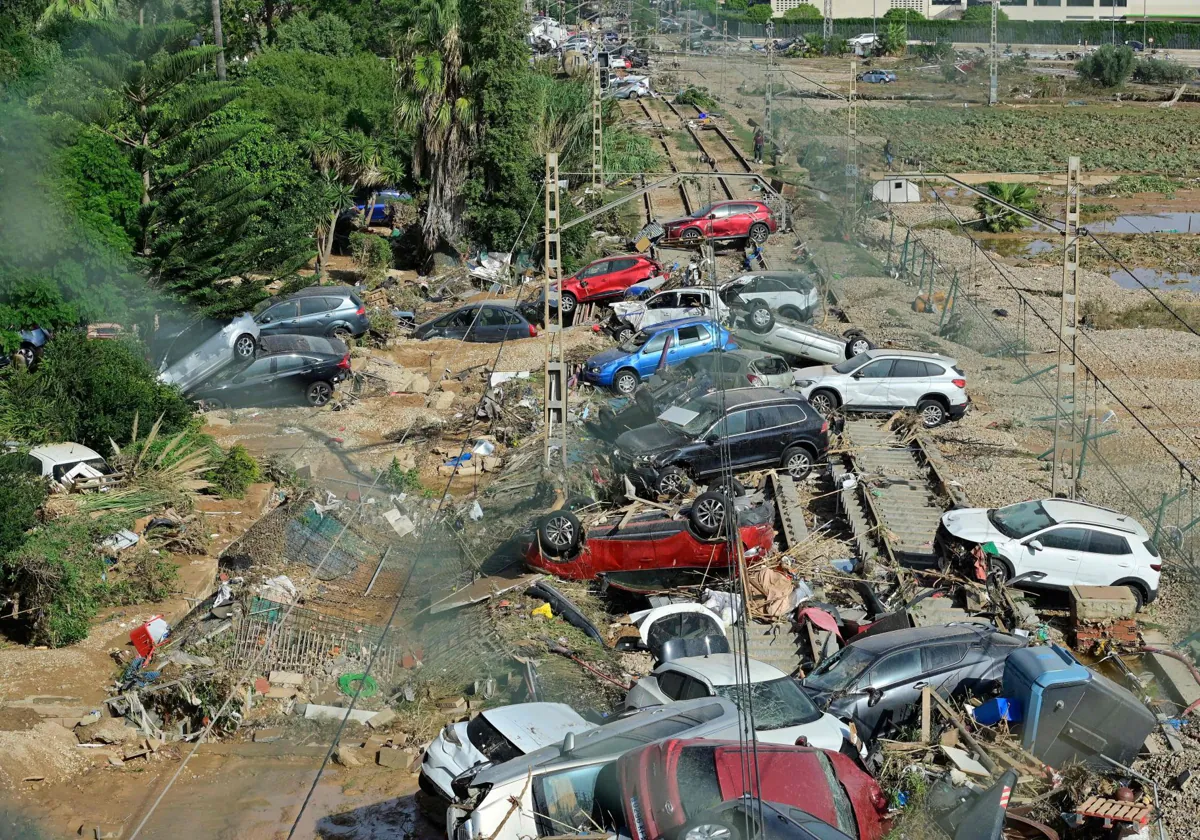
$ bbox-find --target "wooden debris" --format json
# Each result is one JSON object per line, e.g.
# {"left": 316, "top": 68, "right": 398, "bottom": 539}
{"left": 1076, "top": 795, "right": 1151, "bottom": 826}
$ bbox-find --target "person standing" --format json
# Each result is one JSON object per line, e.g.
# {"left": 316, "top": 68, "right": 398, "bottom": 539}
{"left": 884, "top": 138, "right": 895, "bottom": 170}
{"left": 753, "top": 127, "right": 765, "bottom": 165}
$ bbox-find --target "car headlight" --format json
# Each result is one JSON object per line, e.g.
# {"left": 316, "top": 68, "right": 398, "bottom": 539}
{"left": 441, "top": 723, "right": 461, "bottom": 746}
{"left": 794, "top": 380, "right": 814, "bottom": 388}
{"left": 632, "top": 454, "right": 657, "bottom": 467}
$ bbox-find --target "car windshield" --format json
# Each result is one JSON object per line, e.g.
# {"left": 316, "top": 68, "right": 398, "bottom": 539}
{"left": 675, "top": 745, "right": 723, "bottom": 819}
{"left": 832, "top": 354, "right": 872, "bottom": 374}
{"left": 619, "top": 330, "right": 654, "bottom": 353}
{"left": 661, "top": 401, "right": 720, "bottom": 437}
{"left": 803, "top": 645, "right": 876, "bottom": 694}
{"left": 713, "top": 677, "right": 822, "bottom": 730}
{"left": 988, "top": 500, "right": 1056, "bottom": 538}
{"left": 691, "top": 204, "right": 713, "bottom": 220}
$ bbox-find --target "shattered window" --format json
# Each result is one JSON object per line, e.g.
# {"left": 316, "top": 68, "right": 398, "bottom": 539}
{"left": 676, "top": 745, "right": 722, "bottom": 819}
{"left": 989, "top": 501, "right": 1055, "bottom": 538}
{"left": 532, "top": 762, "right": 623, "bottom": 836}
{"left": 465, "top": 715, "right": 522, "bottom": 765}
{"left": 713, "top": 677, "right": 822, "bottom": 730}
{"left": 804, "top": 646, "right": 875, "bottom": 693}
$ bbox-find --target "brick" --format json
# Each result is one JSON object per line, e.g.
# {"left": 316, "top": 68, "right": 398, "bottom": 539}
{"left": 437, "top": 696, "right": 467, "bottom": 712}
{"left": 376, "top": 746, "right": 419, "bottom": 771}
{"left": 367, "top": 709, "right": 397, "bottom": 729}
{"left": 269, "top": 671, "right": 304, "bottom": 686}
{"left": 1069, "top": 585, "right": 1137, "bottom": 623}
{"left": 432, "top": 391, "right": 456, "bottom": 411}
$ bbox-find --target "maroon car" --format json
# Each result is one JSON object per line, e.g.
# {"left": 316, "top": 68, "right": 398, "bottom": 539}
{"left": 524, "top": 493, "right": 774, "bottom": 583}
{"left": 663, "top": 201, "right": 777, "bottom": 245}
{"left": 619, "top": 739, "right": 890, "bottom": 840}
{"left": 553, "top": 254, "right": 663, "bottom": 316}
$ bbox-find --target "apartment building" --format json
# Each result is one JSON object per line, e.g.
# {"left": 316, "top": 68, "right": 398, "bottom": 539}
{"left": 768, "top": 0, "right": 1198, "bottom": 22}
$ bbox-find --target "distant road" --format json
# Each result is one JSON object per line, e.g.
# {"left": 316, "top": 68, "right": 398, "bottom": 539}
{"left": 949, "top": 42, "right": 1200, "bottom": 68}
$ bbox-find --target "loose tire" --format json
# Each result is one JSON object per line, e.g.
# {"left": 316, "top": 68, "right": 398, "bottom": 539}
{"left": 681, "top": 228, "right": 702, "bottom": 243}
{"left": 234, "top": 333, "right": 257, "bottom": 359}
{"left": 807, "top": 389, "right": 838, "bottom": 417}
{"left": 748, "top": 222, "right": 770, "bottom": 244}
{"left": 781, "top": 445, "right": 814, "bottom": 480}
{"left": 917, "top": 398, "right": 947, "bottom": 428}
{"left": 747, "top": 301, "right": 775, "bottom": 334}
{"left": 559, "top": 292, "right": 577, "bottom": 315}
{"left": 845, "top": 334, "right": 873, "bottom": 358}
{"left": 613, "top": 368, "right": 640, "bottom": 395}
{"left": 689, "top": 491, "right": 729, "bottom": 539}
{"left": 657, "top": 465, "right": 690, "bottom": 497}
{"left": 538, "top": 509, "right": 582, "bottom": 557}
{"left": 307, "top": 381, "right": 334, "bottom": 406}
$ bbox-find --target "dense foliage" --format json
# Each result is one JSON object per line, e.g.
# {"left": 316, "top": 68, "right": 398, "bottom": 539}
{"left": 1076, "top": 45, "right": 1135, "bottom": 88}
{"left": 1132, "top": 58, "right": 1196, "bottom": 85}
{"left": 972, "top": 182, "right": 1040, "bottom": 234}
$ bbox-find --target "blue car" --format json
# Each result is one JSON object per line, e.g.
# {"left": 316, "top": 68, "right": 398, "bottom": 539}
{"left": 353, "top": 189, "right": 412, "bottom": 226}
{"left": 582, "top": 317, "right": 735, "bottom": 395}
{"left": 859, "top": 70, "right": 897, "bottom": 84}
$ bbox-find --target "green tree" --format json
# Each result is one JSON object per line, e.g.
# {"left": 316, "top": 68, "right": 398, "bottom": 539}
{"left": 882, "top": 8, "right": 923, "bottom": 21}
{"left": 38, "top": 0, "right": 114, "bottom": 26}
{"left": 961, "top": 6, "right": 1007, "bottom": 23}
{"left": 395, "top": 0, "right": 474, "bottom": 254}
{"left": 1076, "top": 44, "right": 1135, "bottom": 87}
{"left": 880, "top": 21, "right": 907, "bottom": 56}
{"left": 973, "top": 182, "right": 1040, "bottom": 234}
{"left": 462, "top": 0, "right": 537, "bottom": 251}
{"left": 744, "top": 3, "right": 774, "bottom": 25}
{"left": 274, "top": 12, "right": 357, "bottom": 56}
{"left": 781, "top": 4, "right": 821, "bottom": 22}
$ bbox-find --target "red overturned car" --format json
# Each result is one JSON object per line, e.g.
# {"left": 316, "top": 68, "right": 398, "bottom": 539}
{"left": 524, "top": 492, "right": 774, "bottom": 586}
{"left": 619, "top": 739, "right": 890, "bottom": 840}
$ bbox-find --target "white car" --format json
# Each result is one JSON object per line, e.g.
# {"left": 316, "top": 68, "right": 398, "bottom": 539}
{"left": 623, "top": 653, "right": 851, "bottom": 750}
{"left": 24, "top": 443, "right": 110, "bottom": 488}
{"left": 607, "top": 288, "right": 727, "bottom": 342}
{"left": 792, "top": 348, "right": 969, "bottom": 428}
{"left": 734, "top": 304, "right": 874, "bottom": 366}
{"left": 723, "top": 271, "right": 822, "bottom": 324}
{"left": 937, "top": 499, "right": 1161, "bottom": 610}
{"left": 420, "top": 702, "right": 593, "bottom": 802}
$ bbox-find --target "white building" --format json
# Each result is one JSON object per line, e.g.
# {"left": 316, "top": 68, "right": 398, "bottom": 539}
{"left": 769, "top": 0, "right": 1198, "bottom": 22}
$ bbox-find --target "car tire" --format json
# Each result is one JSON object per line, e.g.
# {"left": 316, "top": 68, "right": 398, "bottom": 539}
{"left": 917, "top": 399, "right": 947, "bottom": 428}
{"left": 657, "top": 465, "right": 690, "bottom": 497}
{"left": 679, "top": 822, "right": 739, "bottom": 840}
{"left": 808, "top": 389, "right": 838, "bottom": 417}
{"left": 558, "top": 291, "right": 577, "bottom": 315}
{"left": 16, "top": 343, "right": 37, "bottom": 368}
{"left": 747, "top": 301, "right": 775, "bottom": 334}
{"left": 615, "top": 321, "right": 635, "bottom": 344}
{"left": 199, "top": 398, "right": 224, "bottom": 411}
{"left": 778, "top": 306, "right": 803, "bottom": 322}
{"left": 234, "top": 333, "right": 256, "bottom": 359}
{"left": 307, "top": 381, "right": 334, "bottom": 406}
{"left": 332, "top": 326, "right": 351, "bottom": 341}
{"left": 987, "top": 556, "right": 1012, "bottom": 584}
{"left": 613, "top": 368, "right": 640, "bottom": 395}
{"left": 681, "top": 228, "right": 702, "bottom": 242}
{"left": 1124, "top": 583, "right": 1147, "bottom": 612}
{"left": 689, "top": 491, "right": 729, "bottom": 539}
{"left": 707, "top": 476, "right": 745, "bottom": 498}
{"left": 634, "top": 387, "right": 655, "bottom": 413}
{"left": 781, "top": 445, "right": 814, "bottom": 480}
{"left": 538, "top": 509, "right": 582, "bottom": 557}
{"left": 748, "top": 222, "right": 770, "bottom": 244}
{"left": 844, "top": 334, "right": 873, "bottom": 358}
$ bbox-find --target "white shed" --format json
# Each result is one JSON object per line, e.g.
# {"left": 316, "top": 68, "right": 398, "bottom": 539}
{"left": 873, "top": 179, "right": 921, "bottom": 204}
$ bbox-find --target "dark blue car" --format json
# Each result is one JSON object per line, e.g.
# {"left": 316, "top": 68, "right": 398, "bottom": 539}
{"left": 582, "top": 317, "right": 735, "bottom": 395}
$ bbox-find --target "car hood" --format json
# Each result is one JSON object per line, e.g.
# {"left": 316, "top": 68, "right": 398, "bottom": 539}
{"left": 610, "top": 300, "right": 647, "bottom": 318}
{"left": 793, "top": 363, "right": 836, "bottom": 382}
{"left": 756, "top": 712, "right": 849, "bottom": 751}
{"left": 483, "top": 703, "right": 592, "bottom": 754}
{"left": 662, "top": 215, "right": 699, "bottom": 229}
{"left": 940, "top": 507, "right": 1006, "bottom": 545}
{"left": 587, "top": 346, "right": 634, "bottom": 369}
{"left": 615, "top": 422, "right": 690, "bottom": 456}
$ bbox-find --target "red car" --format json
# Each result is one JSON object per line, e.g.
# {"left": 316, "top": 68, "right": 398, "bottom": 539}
{"left": 663, "top": 200, "right": 777, "bottom": 245}
{"left": 524, "top": 493, "right": 774, "bottom": 582}
{"left": 619, "top": 739, "right": 890, "bottom": 840}
{"left": 553, "top": 254, "right": 662, "bottom": 316}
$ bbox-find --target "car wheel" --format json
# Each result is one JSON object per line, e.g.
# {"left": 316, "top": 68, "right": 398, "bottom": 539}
{"left": 808, "top": 389, "right": 838, "bottom": 416}
{"left": 613, "top": 368, "right": 640, "bottom": 395}
{"left": 615, "top": 323, "right": 635, "bottom": 344}
{"left": 538, "top": 509, "right": 582, "bottom": 557}
{"left": 707, "top": 476, "right": 745, "bottom": 498}
{"left": 657, "top": 465, "right": 690, "bottom": 497}
{"left": 680, "top": 823, "right": 738, "bottom": 840}
{"left": 307, "top": 381, "right": 334, "bottom": 406}
{"left": 634, "top": 387, "right": 656, "bottom": 413}
{"left": 689, "top": 491, "right": 729, "bottom": 539}
{"left": 1124, "top": 583, "right": 1147, "bottom": 612}
{"left": 200, "top": 398, "right": 224, "bottom": 411}
{"left": 987, "top": 556, "right": 1012, "bottom": 585}
{"left": 681, "top": 228, "right": 702, "bottom": 242}
{"left": 747, "top": 301, "right": 774, "bottom": 334}
{"left": 778, "top": 306, "right": 802, "bottom": 322}
{"left": 234, "top": 333, "right": 256, "bottom": 358}
{"left": 781, "top": 445, "right": 814, "bottom": 480}
{"left": 558, "top": 292, "right": 577, "bottom": 315}
{"left": 748, "top": 222, "right": 770, "bottom": 244}
{"left": 845, "top": 334, "right": 873, "bottom": 358}
{"left": 332, "top": 326, "right": 351, "bottom": 341}
{"left": 917, "top": 399, "right": 947, "bottom": 428}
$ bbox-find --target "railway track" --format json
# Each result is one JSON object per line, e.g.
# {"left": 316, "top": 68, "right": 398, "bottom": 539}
{"left": 631, "top": 96, "right": 695, "bottom": 216}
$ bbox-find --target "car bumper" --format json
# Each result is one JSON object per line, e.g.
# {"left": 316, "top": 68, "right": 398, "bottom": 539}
{"left": 581, "top": 369, "right": 612, "bottom": 387}
{"left": 947, "top": 398, "right": 971, "bottom": 420}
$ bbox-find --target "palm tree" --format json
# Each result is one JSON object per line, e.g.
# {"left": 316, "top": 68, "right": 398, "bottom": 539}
{"left": 39, "top": 0, "right": 115, "bottom": 26}
{"left": 393, "top": 0, "right": 474, "bottom": 254}
{"left": 973, "top": 182, "right": 1041, "bottom": 234}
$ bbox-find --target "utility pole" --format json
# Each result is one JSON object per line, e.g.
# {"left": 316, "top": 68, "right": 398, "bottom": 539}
{"left": 591, "top": 54, "right": 605, "bottom": 204}
{"left": 846, "top": 61, "right": 858, "bottom": 238}
{"left": 823, "top": 0, "right": 834, "bottom": 52}
{"left": 722, "top": 20, "right": 729, "bottom": 102}
{"left": 989, "top": 0, "right": 998, "bottom": 106}
{"left": 543, "top": 153, "right": 567, "bottom": 470}
{"left": 1052, "top": 157, "right": 1082, "bottom": 499}
{"left": 765, "top": 21, "right": 774, "bottom": 139}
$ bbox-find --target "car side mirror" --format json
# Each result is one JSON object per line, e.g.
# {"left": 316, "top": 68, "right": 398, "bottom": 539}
{"left": 707, "top": 213, "right": 717, "bottom": 219}
{"left": 852, "top": 371, "right": 865, "bottom": 379}
{"left": 866, "top": 687, "right": 884, "bottom": 708}
{"left": 261, "top": 316, "right": 272, "bottom": 323}
{"left": 704, "top": 434, "right": 719, "bottom": 445}
{"left": 562, "top": 732, "right": 576, "bottom": 754}
{"left": 1027, "top": 539, "right": 1044, "bottom": 552}
{"left": 580, "top": 280, "right": 589, "bottom": 287}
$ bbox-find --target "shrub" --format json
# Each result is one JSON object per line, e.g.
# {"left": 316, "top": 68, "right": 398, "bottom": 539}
{"left": 915, "top": 40, "right": 955, "bottom": 63}
{"left": 349, "top": 232, "right": 394, "bottom": 285}
{"left": 676, "top": 86, "right": 718, "bottom": 112}
{"left": 367, "top": 307, "right": 399, "bottom": 341}
{"left": 883, "top": 8, "right": 923, "bottom": 21}
{"left": 961, "top": 6, "right": 1007, "bottom": 23}
{"left": 782, "top": 4, "right": 821, "bottom": 22}
{"left": 0, "top": 463, "right": 47, "bottom": 555}
{"left": 1132, "top": 58, "right": 1195, "bottom": 85}
{"left": 1076, "top": 45, "right": 1135, "bottom": 88}
{"left": 744, "top": 3, "right": 773, "bottom": 25}
{"left": 207, "top": 444, "right": 261, "bottom": 499}
{"left": 382, "top": 457, "right": 423, "bottom": 493}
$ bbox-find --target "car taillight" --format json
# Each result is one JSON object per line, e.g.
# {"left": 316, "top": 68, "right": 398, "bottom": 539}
{"left": 793, "top": 736, "right": 808, "bottom": 746}
{"left": 869, "top": 785, "right": 889, "bottom": 813}
{"left": 747, "top": 374, "right": 764, "bottom": 385}
{"left": 820, "top": 420, "right": 829, "bottom": 433}
{"left": 528, "top": 323, "right": 538, "bottom": 337}
{"left": 1151, "top": 563, "right": 1161, "bottom": 572}
{"left": 355, "top": 305, "right": 365, "bottom": 316}
{"left": 337, "top": 354, "right": 351, "bottom": 370}
{"left": 952, "top": 378, "right": 966, "bottom": 389}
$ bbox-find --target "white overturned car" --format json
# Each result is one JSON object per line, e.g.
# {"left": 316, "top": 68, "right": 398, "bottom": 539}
{"left": 606, "top": 288, "right": 726, "bottom": 342}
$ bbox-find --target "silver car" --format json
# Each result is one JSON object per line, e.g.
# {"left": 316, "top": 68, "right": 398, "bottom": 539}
{"left": 722, "top": 271, "right": 822, "bottom": 323}
{"left": 158, "top": 313, "right": 259, "bottom": 394}
{"left": 732, "top": 303, "right": 873, "bottom": 366}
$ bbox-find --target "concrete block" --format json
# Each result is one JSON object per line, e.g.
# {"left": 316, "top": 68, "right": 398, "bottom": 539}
{"left": 367, "top": 709, "right": 397, "bottom": 729}
{"left": 432, "top": 391, "right": 456, "bottom": 410}
{"left": 408, "top": 374, "right": 431, "bottom": 394}
{"left": 76, "top": 718, "right": 139, "bottom": 745}
{"left": 269, "top": 671, "right": 304, "bottom": 686}
{"left": 481, "top": 456, "right": 502, "bottom": 472}
{"left": 265, "top": 685, "right": 298, "bottom": 699}
{"left": 376, "top": 746, "right": 415, "bottom": 769}
{"left": 1069, "top": 585, "right": 1138, "bottom": 623}
{"left": 333, "top": 745, "right": 363, "bottom": 767}
{"left": 438, "top": 463, "right": 481, "bottom": 477}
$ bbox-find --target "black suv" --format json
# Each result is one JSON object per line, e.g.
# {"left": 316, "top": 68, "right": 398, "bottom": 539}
{"left": 612, "top": 387, "right": 829, "bottom": 496}
{"left": 189, "top": 335, "right": 351, "bottom": 408}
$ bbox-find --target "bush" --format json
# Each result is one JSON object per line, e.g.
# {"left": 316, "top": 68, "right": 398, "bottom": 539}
{"left": 1132, "top": 58, "right": 1195, "bottom": 85}
{"left": 744, "top": 4, "right": 773, "bottom": 25}
{"left": 915, "top": 40, "right": 955, "bottom": 63}
{"left": 676, "top": 86, "right": 718, "bottom": 112}
{"left": 349, "top": 232, "right": 394, "bottom": 285}
{"left": 207, "top": 444, "right": 261, "bottom": 499}
{"left": 782, "top": 4, "right": 821, "bottom": 22}
{"left": 0, "top": 462, "right": 47, "bottom": 555}
{"left": 382, "top": 457, "right": 423, "bottom": 493}
{"left": 961, "top": 6, "right": 1007, "bottom": 23}
{"left": 1076, "top": 45, "right": 1135, "bottom": 88}
{"left": 883, "top": 8, "right": 923, "bottom": 21}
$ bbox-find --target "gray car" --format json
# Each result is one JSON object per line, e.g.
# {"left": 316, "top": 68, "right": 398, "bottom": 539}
{"left": 800, "top": 623, "right": 1027, "bottom": 737}
{"left": 733, "top": 303, "right": 873, "bottom": 366}
{"left": 254, "top": 286, "right": 369, "bottom": 340}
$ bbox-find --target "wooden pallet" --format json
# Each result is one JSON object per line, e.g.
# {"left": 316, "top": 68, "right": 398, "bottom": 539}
{"left": 1076, "top": 795, "right": 1151, "bottom": 826}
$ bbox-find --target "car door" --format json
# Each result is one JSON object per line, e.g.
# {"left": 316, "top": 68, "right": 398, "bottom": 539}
{"left": 474, "top": 307, "right": 511, "bottom": 342}
{"left": 886, "top": 358, "right": 932, "bottom": 409}
{"left": 668, "top": 324, "right": 713, "bottom": 367}
{"left": 1018, "top": 526, "right": 1089, "bottom": 587}
{"left": 441, "top": 308, "right": 476, "bottom": 340}
{"left": 843, "top": 358, "right": 893, "bottom": 408}
{"left": 297, "top": 296, "right": 334, "bottom": 336}
{"left": 855, "top": 647, "right": 924, "bottom": 732}
{"left": 576, "top": 260, "right": 611, "bottom": 301}
{"left": 918, "top": 641, "right": 972, "bottom": 698}
{"left": 752, "top": 276, "right": 790, "bottom": 311}
{"left": 1078, "top": 529, "right": 1135, "bottom": 586}
{"left": 633, "top": 329, "right": 671, "bottom": 377}
{"left": 642, "top": 291, "right": 679, "bottom": 326}
{"left": 271, "top": 353, "right": 318, "bottom": 401}
{"left": 713, "top": 204, "right": 747, "bottom": 238}
{"left": 223, "top": 357, "right": 278, "bottom": 403}
{"left": 596, "top": 257, "right": 637, "bottom": 298}
{"left": 692, "top": 409, "right": 748, "bottom": 478}
{"left": 257, "top": 300, "right": 300, "bottom": 335}
{"left": 675, "top": 291, "right": 709, "bottom": 319}
{"left": 742, "top": 405, "right": 787, "bottom": 468}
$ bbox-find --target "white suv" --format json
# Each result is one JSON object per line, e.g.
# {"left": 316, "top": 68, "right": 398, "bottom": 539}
{"left": 937, "top": 499, "right": 1161, "bottom": 610}
{"left": 792, "top": 349, "right": 969, "bottom": 427}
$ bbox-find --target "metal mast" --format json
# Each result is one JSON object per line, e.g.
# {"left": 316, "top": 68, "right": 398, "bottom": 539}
{"left": 824, "top": 0, "right": 834, "bottom": 49}
{"left": 543, "top": 153, "right": 567, "bottom": 469}
{"left": 1052, "top": 157, "right": 1082, "bottom": 498}
{"left": 846, "top": 61, "right": 858, "bottom": 237}
{"left": 591, "top": 56, "right": 604, "bottom": 203}
{"left": 989, "top": 0, "right": 999, "bottom": 106}
{"left": 764, "top": 21, "right": 774, "bottom": 138}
